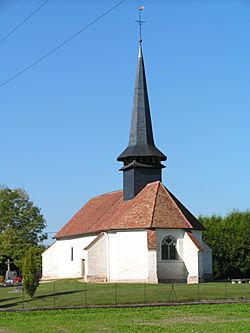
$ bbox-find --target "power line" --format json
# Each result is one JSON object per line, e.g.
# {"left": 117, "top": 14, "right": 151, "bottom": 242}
{"left": 0, "top": 0, "right": 127, "bottom": 89}
{"left": 0, "top": 0, "right": 49, "bottom": 45}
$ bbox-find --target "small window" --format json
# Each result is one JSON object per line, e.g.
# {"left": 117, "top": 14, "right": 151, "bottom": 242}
{"left": 71, "top": 247, "right": 74, "bottom": 261}
{"left": 161, "top": 236, "right": 177, "bottom": 260}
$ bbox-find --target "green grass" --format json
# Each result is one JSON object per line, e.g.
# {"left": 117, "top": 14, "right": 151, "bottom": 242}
{"left": 0, "top": 303, "right": 249, "bottom": 332}
{"left": 0, "top": 279, "right": 250, "bottom": 310}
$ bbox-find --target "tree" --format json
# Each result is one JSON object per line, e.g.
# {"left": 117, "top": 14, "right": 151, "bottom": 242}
{"left": 22, "top": 248, "right": 39, "bottom": 297}
{"left": 0, "top": 187, "right": 47, "bottom": 270}
{"left": 200, "top": 210, "right": 250, "bottom": 279}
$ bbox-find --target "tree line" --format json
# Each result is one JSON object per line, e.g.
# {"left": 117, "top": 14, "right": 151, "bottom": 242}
{"left": 200, "top": 210, "right": 250, "bottom": 279}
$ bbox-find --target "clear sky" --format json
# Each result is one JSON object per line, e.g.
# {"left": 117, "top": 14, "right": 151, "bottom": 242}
{"left": 1, "top": 0, "right": 249, "bottom": 243}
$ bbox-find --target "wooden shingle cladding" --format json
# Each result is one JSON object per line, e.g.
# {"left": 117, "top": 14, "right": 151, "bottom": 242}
{"left": 117, "top": 44, "right": 166, "bottom": 162}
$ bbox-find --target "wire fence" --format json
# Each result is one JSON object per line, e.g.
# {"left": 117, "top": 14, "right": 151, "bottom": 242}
{"left": 0, "top": 280, "right": 250, "bottom": 310}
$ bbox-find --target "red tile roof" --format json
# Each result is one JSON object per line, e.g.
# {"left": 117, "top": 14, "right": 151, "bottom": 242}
{"left": 55, "top": 182, "right": 204, "bottom": 239}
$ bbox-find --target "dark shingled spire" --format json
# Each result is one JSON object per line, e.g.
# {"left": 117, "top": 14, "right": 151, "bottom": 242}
{"left": 117, "top": 44, "right": 166, "bottom": 161}
{"left": 118, "top": 43, "right": 167, "bottom": 201}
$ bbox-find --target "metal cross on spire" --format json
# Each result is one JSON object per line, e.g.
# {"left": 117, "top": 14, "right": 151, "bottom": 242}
{"left": 135, "top": 6, "right": 146, "bottom": 43}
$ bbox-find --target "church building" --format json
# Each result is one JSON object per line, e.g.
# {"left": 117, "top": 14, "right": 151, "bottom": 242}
{"left": 42, "top": 39, "right": 212, "bottom": 284}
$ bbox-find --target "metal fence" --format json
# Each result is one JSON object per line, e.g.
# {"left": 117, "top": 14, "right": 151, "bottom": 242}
{"left": 0, "top": 280, "right": 250, "bottom": 310}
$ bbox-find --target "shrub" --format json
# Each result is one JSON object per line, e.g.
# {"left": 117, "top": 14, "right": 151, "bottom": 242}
{"left": 22, "top": 248, "right": 39, "bottom": 298}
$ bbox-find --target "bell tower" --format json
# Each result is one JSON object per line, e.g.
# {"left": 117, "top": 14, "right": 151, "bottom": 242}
{"left": 117, "top": 11, "right": 166, "bottom": 200}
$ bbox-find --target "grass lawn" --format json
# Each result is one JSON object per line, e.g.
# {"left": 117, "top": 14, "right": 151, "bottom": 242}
{"left": 0, "top": 279, "right": 249, "bottom": 309}
{"left": 0, "top": 303, "right": 249, "bottom": 332}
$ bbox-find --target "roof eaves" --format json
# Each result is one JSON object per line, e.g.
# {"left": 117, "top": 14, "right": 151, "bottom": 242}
{"left": 56, "top": 225, "right": 155, "bottom": 240}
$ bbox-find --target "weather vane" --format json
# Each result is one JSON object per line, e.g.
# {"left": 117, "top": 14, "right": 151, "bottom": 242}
{"left": 135, "top": 6, "right": 146, "bottom": 43}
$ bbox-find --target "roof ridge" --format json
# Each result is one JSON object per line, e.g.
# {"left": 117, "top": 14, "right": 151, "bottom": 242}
{"left": 149, "top": 181, "right": 161, "bottom": 228}
{"left": 111, "top": 181, "right": 158, "bottom": 229}
{"left": 110, "top": 182, "right": 157, "bottom": 230}
{"left": 160, "top": 184, "right": 193, "bottom": 229}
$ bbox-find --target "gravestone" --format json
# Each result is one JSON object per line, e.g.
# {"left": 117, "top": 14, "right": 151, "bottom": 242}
{"left": 5, "top": 259, "right": 17, "bottom": 284}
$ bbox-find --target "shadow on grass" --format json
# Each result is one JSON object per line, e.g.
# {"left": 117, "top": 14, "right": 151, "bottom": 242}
{"left": 0, "top": 296, "right": 21, "bottom": 303}
{"left": 0, "top": 290, "right": 81, "bottom": 309}
{"left": 35, "top": 290, "right": 82, "bottom": 299}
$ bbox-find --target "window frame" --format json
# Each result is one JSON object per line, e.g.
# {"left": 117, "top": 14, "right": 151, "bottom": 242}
{"left": 161, "top": 235, "right": 178, "bottom": 261}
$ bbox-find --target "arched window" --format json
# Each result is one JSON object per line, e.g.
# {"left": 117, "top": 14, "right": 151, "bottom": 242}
{"left": 161, "top": 236, "right": 177, "bottom": 260}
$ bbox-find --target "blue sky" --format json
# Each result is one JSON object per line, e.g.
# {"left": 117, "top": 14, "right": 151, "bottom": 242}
{"left": 1, "top": 0, "right": 249, "bottom": 242}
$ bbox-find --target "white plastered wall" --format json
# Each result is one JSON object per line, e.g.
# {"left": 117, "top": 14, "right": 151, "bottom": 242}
{"left": 87, "top": 234, "right": 107, "bottom": 278}
{"left": 185, "top": 230, "right": 213, "bottom": 281}
{"left": 43, "top": 231, "right": 153, "bottom": 282}
{"left": 108, "top": 230, "right": 150, "bottom": 282}
{"left": 191, "top": 230, "right": 204, "bottom": 278}
{"left": 42, "top": 229, "right": 211, "bottom": 283}
{"left": 183, "top": 232, "right": 200, "bottom": 283}
{"left": 42, "top": 235, "right": 95, "bottom": 279}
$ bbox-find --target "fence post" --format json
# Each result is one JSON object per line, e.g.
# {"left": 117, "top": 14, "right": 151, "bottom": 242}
{"left": 22, "top": 287, "right": 25, "bottom": 309}
{"left": 114, "top": 282, "right": 117, "bottom": 305}
{"left": 84, "top": 282, "right": 87, "bottom": 306}
{"left": 197, "top": 281, "right": 201, "bottom": 301}
{"left": 53, "top": 281, "right": 55, "bottom": 308}
{"left": 225, "top": 280, "right": 227, "bottom": 299}
{"left": 144, "top": 282, "right": 146, "bottom": 304}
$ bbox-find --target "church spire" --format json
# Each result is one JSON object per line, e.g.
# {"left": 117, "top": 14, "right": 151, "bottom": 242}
{"left": 117, "top": 9, "right": 166, "bottom": 201}
{"left": 117, "top": 42, "right": 166, "bottom": 161}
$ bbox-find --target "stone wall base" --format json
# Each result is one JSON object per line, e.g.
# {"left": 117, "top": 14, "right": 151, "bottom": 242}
{"left": 187, "top": 275, "right": 199, "bottom": 284}
{"left": 86, "top": 275, "right": 107, "bottom": 283}
{"left": 109, "top": 279, "right": 150, "bottom": 283}
{"left": 148, "top": 277, "right": 158, "bottom": 283}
